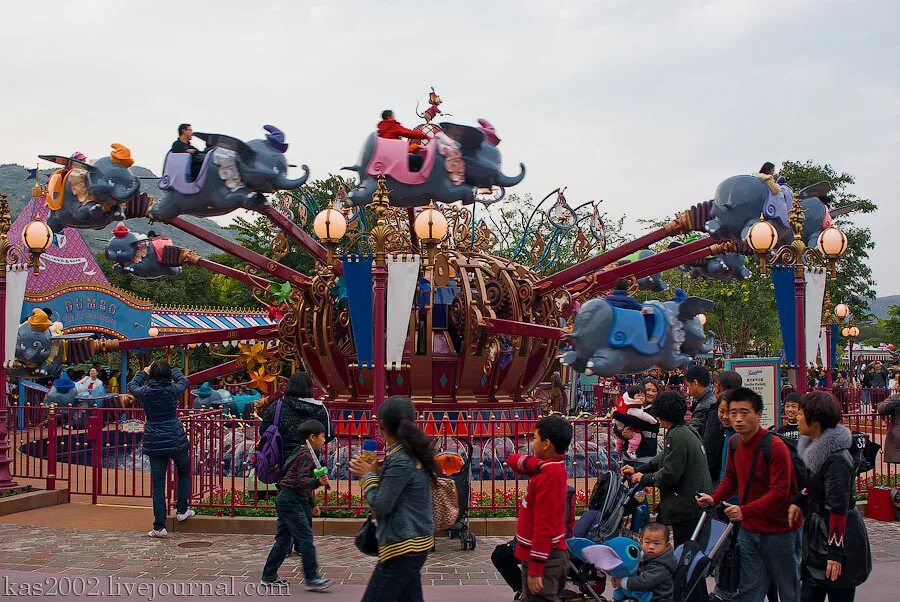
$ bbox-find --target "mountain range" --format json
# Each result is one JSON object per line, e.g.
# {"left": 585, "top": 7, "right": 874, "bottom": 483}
{"left": 869, "top": 296, "right": 900, "bottom": 320}
{"left": 0, "top": 163, "right": 238, "bottom": 257}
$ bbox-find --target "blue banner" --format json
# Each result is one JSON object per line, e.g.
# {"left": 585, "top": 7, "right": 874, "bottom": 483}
{"left": 771, "top": 264, "right": 797, "bottom": 365}
{"left": 830, "top": 323, "right": 838, "bottom": 371}
{"left": 342, "top": 255, "right": 374, "bottom": 368}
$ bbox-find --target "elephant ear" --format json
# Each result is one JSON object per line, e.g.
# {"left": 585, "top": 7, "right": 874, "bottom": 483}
{"left": 797, "top": 180, "right": 832, "bottom": 199}
{"left": 438, "top": 122, "right": 485, "bottom": 150}
{"left": 39, "top": 154, "right": 96, "bottom": 173}
{"left": 194, "top": 133, "right": 255, "bottom": 160}
{"left": 677, "top": 296, "right": 714, "bottom": 320}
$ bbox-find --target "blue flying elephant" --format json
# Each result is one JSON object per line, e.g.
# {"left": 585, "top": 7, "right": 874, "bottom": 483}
{"left": 705, "top": 175, "right": 831, "bottom": 249}
{"left": 561, "top": 295, "right": 714, "bottom": 376}
{"left": 150, "top": 126, "right": 309, "bottom": 220}
{"left": 40, "top": 145, "right": 141, "bottom": 231}
{"left": 45, "top": 372, "right": 78, "bottom": 407}
{"left": 344, "top": 119, "right": 525, "bottom": 207}
{"left": 105, "top": 224, "right": 183, "bottom": 279}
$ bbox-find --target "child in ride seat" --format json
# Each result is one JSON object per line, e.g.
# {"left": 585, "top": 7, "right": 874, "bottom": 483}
{"left": 611, "top": 522, "right": 676, "bottom": 602}
{"left": 614, "top": 384, "right": 657, "bottom": 460}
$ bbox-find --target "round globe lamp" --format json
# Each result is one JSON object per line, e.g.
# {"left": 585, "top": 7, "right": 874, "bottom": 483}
{"left": 22, "top": 219, "right": 53, "bottom": 274}
{"left": 313, "top": 208, "right": 347, "bottom": 243}
{"left": 817, "top": 226, "right": 848, "bottom": 259}
{"left": 835, "top": 303, "right": 850, "bottom": 321}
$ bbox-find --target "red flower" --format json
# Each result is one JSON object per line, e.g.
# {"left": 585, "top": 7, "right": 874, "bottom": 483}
{"left": 267, "top": 302, "right": 288, "bottom": 321}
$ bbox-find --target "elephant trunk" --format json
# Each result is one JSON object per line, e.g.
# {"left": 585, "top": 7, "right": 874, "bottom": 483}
{"left": 274, "top": 165, "right": 310, "bottom": 190}
{"left": 495, "top": 163, "right": 526, "bottom": 187}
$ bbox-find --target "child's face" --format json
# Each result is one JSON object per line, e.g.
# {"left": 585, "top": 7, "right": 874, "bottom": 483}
{"left": 531, "top": 429, "right": 556, "bottom": 459}
{"left": 640, "top": 529, "right": 669, "bottom": 558}
{"left": 308, "top": 432, "right": 326, "bottom": 451}
{"left": 783, "top": 402, "right": 799, "bottom": 423}
{"left": 633, "top": 392, "right": 645, "bottom": 403}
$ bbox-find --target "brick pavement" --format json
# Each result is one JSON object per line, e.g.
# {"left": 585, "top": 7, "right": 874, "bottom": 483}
{"left": 0, "top": 518, "right": 898, "bottom": 600}
{"left": 0, "top": 523, "right": 510, "bottom": 587}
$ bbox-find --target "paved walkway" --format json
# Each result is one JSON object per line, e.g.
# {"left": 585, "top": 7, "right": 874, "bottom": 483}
{"left": 1, "top": 504, "right": 898, "bottom": 600}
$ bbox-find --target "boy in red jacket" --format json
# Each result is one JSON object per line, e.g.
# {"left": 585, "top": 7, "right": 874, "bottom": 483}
{"left": 508, "top": 415, "right": 573, "bottom": 601}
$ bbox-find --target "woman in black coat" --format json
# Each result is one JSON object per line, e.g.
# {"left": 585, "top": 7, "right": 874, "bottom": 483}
{"left": 259, "top": 371, "right": 334, "bottom": 460}
{"left": 128, "top": 361, "right": 192, "bottom": 537}
{"left": 789, "top": 392, "right": 871, "bottom": 601}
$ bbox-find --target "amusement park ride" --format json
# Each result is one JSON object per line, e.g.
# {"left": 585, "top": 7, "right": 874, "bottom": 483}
{"left": 2, "top": 89, "right": 851, "bottom": 432}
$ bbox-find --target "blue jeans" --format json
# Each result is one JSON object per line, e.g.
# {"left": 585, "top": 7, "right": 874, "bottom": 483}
{"left": 734, "top": 529, "right": 801, "bottom": 602}
{"left": 262, "top": 487, "right": 320, "bottom": 582}
{"left": 149, "top": 451, "right": 190, "bottom": 531}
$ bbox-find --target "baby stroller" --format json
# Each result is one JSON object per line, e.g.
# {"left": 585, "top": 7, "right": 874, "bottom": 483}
{"left": 567, "top": 472, "right": 649, "bottom": 600}
{"left": 435, "top": 439, "right": 476, "bottom": 550}
{"left": 671, "top": 510, "right": 734, "bottom": 602}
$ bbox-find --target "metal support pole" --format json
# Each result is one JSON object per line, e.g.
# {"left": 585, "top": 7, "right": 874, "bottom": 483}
{"left": 368, "top": 177, "right": 391, "bottom": 438}
{"left": 825, "top": 326, "right": 833, "bottom": 389}
{"left": 794, "top": 266, "right": 807, "bottom": 395}
{"left": 0, "top": 193, "right": 16, "bottom": 489}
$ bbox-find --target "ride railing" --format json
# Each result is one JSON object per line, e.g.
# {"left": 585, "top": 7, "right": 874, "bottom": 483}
{"left": 826, "top": 387, "right": 893, "bottom": 414}
{"left": 9, "top": 403, "right": 894, "bottom": 513}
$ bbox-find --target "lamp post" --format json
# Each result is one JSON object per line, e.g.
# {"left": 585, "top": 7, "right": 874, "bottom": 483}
{"left": 0, "top": 194, "right": 16, "bottom": 488}
{"left": 313, "top": 180, "right": 450, "bottom": 430}
{"left": 22, "top": 217, "right": 53, "bottom": 275}
{"left": 747, "top": 200, "right": 848, "bottom": 394}
{"left": 842, "top": 325, "right": 860, "bottom": 384}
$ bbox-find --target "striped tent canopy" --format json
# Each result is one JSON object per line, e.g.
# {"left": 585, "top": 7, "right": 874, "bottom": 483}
{"left": 152, "top": 307, "right": 274, "bottom": 333}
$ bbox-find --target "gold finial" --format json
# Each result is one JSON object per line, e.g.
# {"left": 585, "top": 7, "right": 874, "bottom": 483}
{"left": 368, "top": 175, "right": 391, "bottom": 266}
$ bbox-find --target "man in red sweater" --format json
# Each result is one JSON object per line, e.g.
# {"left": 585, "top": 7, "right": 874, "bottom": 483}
{"left": 377, "top": 109, "right": 431, "bottom": 171}
{"left": 697, "top": 387, "right": 801, "bottom": 602}
{"left": 507, "top": 415, "right": 572, "bottom": 601}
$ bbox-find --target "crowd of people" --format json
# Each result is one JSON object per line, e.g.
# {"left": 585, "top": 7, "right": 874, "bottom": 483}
{"left": 125, "top": 359, "right": 881, "bottom": 602}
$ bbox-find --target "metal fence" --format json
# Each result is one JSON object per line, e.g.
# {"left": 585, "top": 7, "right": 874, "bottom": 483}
{"left": 9, "top": 386, "right": 897, "bottom": 515}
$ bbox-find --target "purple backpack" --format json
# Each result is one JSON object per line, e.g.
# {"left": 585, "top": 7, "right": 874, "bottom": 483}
{"left": 251, "top": 399, "right": 284, "bottom": 484}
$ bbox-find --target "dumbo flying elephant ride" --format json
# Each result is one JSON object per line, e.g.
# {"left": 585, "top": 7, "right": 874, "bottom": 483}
{"left": 149, "top": 125, "right": 309, "bottom": 220}
{"left": 344, "top": 119, "right": 526, "bottom": 208}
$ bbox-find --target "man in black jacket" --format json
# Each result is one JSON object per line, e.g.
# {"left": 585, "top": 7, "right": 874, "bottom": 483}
{"left": 686, "top": 365, "right": 715, "bottom": 435}
{"left": 703, "top": 371, "right": 742, "bottom": 483}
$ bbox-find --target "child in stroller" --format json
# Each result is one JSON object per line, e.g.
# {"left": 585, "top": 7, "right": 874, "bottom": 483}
{"left": 434, "top": 440, "right": 476, "bottom": 550}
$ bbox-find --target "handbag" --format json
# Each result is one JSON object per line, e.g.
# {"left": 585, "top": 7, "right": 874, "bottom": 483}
{"left": 432, "top": 477, "right": 460, "bottom": 531}
{"left": 355, "top": 515, "right": 379, "bottom": 557}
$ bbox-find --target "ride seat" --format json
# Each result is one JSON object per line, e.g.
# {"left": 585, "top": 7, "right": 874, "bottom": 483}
{"left": 367, "top": 136, "right": 438, "bottom": 185}
{"left": 158, "top": 151, "right": 214, "bottom": 195}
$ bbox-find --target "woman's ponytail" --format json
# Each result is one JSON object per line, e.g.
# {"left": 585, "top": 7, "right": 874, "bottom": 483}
{"left": 378, "top": 397, "right": 440, "bottom": 482}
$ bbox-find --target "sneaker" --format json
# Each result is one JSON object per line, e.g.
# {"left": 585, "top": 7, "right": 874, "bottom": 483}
{"left": 176, "top": 508, "right": 195, "bottom": 522}
{"left": 148, "top": 528, "right": 168, "bottom": 538}
{"left": 305, "top": 577, "right": 334, "bottom": 591}
{"left": 260, "top": 577, "right": 290, "bottom": 588}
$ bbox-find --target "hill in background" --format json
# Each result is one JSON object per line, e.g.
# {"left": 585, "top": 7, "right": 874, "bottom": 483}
{"left": 0, "top": 163, "right": 238, "bottom": 257}
{"left": 869, "top": 296, "right": 900, "bottom": 320}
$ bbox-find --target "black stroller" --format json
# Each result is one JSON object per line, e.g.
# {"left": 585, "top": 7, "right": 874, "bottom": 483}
{"left": 567, "top": 472, "right": 648, "bottom": 600}
{"left": 435, "top": 439, "right": 476, "bottom": 550}
{"left": 670, "top": 510, "right": 735, "bottom": 602}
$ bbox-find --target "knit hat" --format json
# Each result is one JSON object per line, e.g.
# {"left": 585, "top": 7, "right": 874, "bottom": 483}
{"left": 110, "top": 144, "right": 134, "bottom": 167}
{"left": 52, "top": 372, "right": 76, "bottom": 393}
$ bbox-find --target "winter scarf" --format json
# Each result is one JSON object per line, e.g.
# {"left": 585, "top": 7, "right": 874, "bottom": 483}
{"left": 798, "top": 423, "right": 852, "bottom": 474}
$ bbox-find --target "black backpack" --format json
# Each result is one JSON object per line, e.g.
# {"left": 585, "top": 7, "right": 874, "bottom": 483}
{"left": 729, "top": 431, "right": 807, "bottom": 493}
{"left": 850, "top": 431, "right": 881, "bottom": 475}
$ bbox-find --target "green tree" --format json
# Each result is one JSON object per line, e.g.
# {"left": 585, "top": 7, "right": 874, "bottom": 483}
{"left": 778, "top": 161, "right": 877, "bottom": 321}
{"left": 878, "top": 305, "right": 900, "bottom": 346}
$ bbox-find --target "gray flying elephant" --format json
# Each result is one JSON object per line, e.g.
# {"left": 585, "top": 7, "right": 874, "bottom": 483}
{"left": 150, "top": 125, "right": 309, "bottom": 220}
{"left": 615, "top": 249, "right": 668, "bottom": 292}
{"left": 560, "top": 295, "right": 714, "bottom": 376}
{"left": 679, "top": 252, "right": 752, "bottom": 281}
{"left": 12, "top": 310, "right": 63, "bottom": 378}
{"left": 705, "top": 175, "right": 831, "bottom": 249}
{"left": 105, "top": 224, "right": 183, "bottom": 280}
{"left": 344, "top": 119, "right": 525, "bottom": 208}
{"left": 40, "top": 145, "right": 141, "bottom": 231}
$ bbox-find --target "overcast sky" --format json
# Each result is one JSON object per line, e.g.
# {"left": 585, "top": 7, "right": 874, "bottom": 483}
{"left": 2, "top": 0, "right": 898, "bottom": 296}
